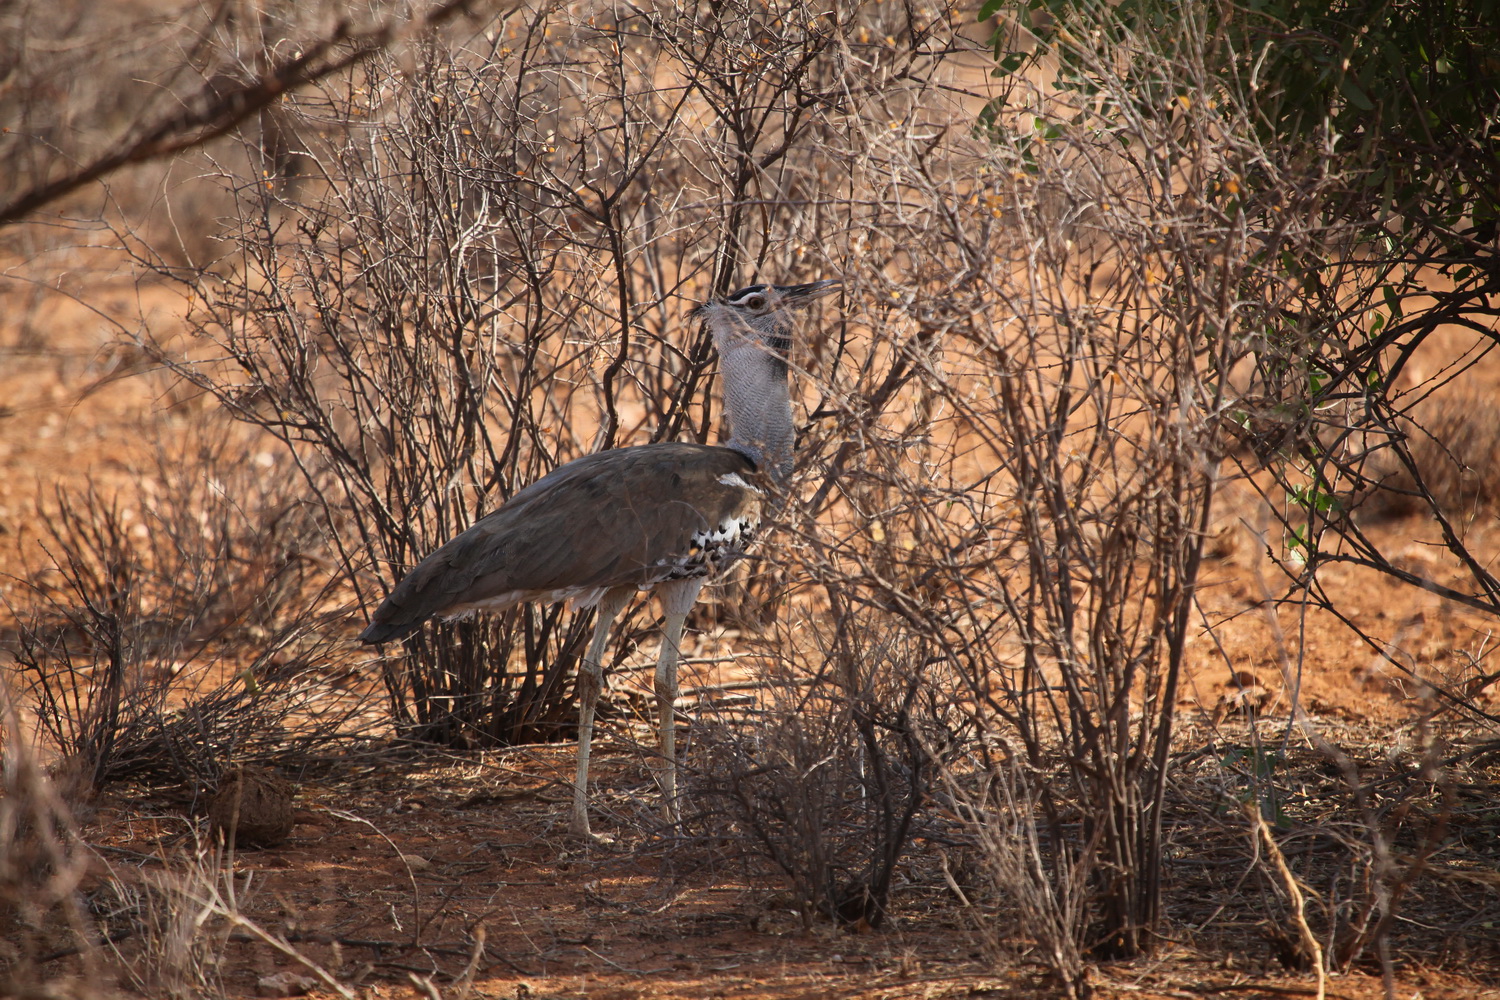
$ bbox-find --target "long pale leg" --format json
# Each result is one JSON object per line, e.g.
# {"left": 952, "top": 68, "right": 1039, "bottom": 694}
{"left": 571, "top": 587, "right": 632, "bottom": 838}
{"left": 653, "top": 577, "right": 704, "bottom": 825}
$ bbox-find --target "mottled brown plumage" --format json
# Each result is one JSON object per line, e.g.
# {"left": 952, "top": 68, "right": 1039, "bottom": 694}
{"left": 360, "top": 444, "right": 762, "bottom": 640}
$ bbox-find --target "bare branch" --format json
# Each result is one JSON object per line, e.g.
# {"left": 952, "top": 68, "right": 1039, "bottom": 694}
{"left": 0, "top": 0, "right": 494, "bottom": 228}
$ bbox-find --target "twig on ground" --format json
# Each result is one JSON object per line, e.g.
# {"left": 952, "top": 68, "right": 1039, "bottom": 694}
{"left": 1246, "top": 801, "right": 1326, "bottom": 1000}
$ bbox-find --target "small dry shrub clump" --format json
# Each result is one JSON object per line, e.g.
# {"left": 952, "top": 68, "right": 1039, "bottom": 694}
{"left": 691, "top": 619, "right": 944, "bottom": 929}
{"left": 1352, "top": 377, "right": 1500, "bottom": 521}
{"left": 5, "top": 418, "right": 369, "bottom": 793}
{"left": 207, "top": 765, "right": 296, "bottom": 849}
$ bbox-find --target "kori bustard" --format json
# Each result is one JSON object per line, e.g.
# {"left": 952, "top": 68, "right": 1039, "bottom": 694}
{"left": 358, "top": 279, "right": 841, "bottom": 838}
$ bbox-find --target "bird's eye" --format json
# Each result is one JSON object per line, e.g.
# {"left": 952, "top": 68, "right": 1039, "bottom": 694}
{"left": 743, "top": 295, "right": 765, "bottom": 310}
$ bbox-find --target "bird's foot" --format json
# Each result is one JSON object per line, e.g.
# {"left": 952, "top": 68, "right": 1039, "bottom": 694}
{"left": 565, "top": 816, "right": 616, "bottom": 848}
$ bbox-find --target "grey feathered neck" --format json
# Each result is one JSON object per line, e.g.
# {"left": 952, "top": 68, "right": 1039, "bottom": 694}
{"left": 705, "top": 310, "right": 795, "bottom": 487}
{"left": 719, "top": 332, "right": 794, "bottom": 485}
{"left": 696, "top": 279, "right": 838, "bottom": 489}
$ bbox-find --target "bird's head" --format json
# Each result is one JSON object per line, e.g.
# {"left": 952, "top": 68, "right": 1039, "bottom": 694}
{"left": 694, "top": 279, "right": 841, "bottom": 362}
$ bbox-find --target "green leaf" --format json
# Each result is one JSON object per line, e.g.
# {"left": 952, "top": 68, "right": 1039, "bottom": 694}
{"left": 1338, "top": 74, "right": 1374, "bottom": 111}
{"left": 1382, "top": 283, "right": 1404, "bottom": 322}
{"left": 992, "top": 51, "right": 1027, "bottom": 76}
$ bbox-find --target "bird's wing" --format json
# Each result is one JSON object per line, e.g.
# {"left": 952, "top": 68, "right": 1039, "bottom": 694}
{"left": 364, "top": 443, "right": 761, "bottom": 635}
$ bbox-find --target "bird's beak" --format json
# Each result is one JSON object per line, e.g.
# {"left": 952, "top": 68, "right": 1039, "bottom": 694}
{"left": 781, "top": 278, "right": 842, "bottom": 302}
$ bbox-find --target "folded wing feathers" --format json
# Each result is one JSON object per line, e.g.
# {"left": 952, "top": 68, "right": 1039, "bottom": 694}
{"left": 360, "top": 443, "right": 760, "bottom": 641}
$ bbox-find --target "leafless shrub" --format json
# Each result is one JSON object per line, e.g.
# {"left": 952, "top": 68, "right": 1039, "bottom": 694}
{"left": 140, "top": 0, "right": 922, "bottom": 749}
{"left": 690, "top": 613, "right": 944, "bottom": 929}
{"left": 940, "top": 739, "right": 1093, "bottom": 983}
{"left": 752, "top": 1, "right": 1338, "bottom": 985}
{"left": 4, "top": 420, "right": 367, "bottom": 789}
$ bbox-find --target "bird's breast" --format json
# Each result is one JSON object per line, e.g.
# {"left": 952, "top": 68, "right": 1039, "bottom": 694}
{"left": 653, "top": 511, "right": 759, "bottom": 584}
{"left": 649, "top": 466, "right": 764, "bottom": 586}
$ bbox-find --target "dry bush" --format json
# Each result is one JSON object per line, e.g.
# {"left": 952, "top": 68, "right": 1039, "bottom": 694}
{"left": 0, "top": 715, "right": 336, "bottom": 997}
{"left": 141, "top": 0, "right": 946, "bottom": 747}
{"left": 1347, "top": 376, "right": 1500, "bottom": 523}
{"left": 691, "top": 615, "right": 948, "bottom": 929}
{"left": 779, "top": 1, "right": 1335, "bottom": 985}
{"left": 4, "top": 420, "right": 368, "bottom": 790}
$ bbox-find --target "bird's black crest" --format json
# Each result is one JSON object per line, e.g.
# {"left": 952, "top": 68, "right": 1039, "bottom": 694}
{"left": 727, "top": 284, "right": 768, "bottom": 303}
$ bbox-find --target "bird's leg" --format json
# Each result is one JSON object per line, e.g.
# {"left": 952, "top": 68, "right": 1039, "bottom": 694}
{"left": 572, "top": 588, "right": 631, "bottom": 839}
{"left": 654, "top": 577, "right": 704, "bottom": 826}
